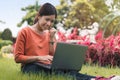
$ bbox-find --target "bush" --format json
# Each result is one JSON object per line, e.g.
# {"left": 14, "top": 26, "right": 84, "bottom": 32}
{"left": 0, "top": 52, "right": 2, "bottom": 58}
{"left": 0, "top": 39, "right": 13, "bottom": 49}
{"left": 1, "top": 45, "right": 13, "bottom": 54}
{"left": 1, "top": 28, "right": 12, "bottom": 41}
{"left": 56, "top": 30, "right": 120, "bottom": 67}
{"left": 85, "top": 33, "right": 120, "bottom": 67}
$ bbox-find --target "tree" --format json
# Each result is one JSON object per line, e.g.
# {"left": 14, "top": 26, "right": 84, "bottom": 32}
{"left": 67, "top": 0, "right": 96, "bottom": 28}
{"left": 1, "top": 28, "right": 12, "bottom": 41}
{"left": 56, "top": 0, "right": 70, "bottom": 23}
{"left": 17, "top": 0, "right": 111, "bottom": 31}
{"left": 58, "top": 0, "right": 110, "bottom": 28}
{"left": 17, "top": 0, "right": 40, "bottom": 27}
{"left": 17, "top": 0, "right": 120, "bottom": 38}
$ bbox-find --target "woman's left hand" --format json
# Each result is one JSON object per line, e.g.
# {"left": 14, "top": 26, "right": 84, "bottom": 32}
{"left": 37, "top": 55, "right": 53, "bottom": 63}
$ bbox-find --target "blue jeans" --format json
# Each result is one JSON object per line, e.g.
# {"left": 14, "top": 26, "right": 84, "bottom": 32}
{"left": 21, "top": 63, "right": 96, "bottom": 80}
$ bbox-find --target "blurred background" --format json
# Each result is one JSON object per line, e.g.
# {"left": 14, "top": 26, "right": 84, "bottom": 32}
{"left": 0, "top": 0, "right": 120, "bottom": 67}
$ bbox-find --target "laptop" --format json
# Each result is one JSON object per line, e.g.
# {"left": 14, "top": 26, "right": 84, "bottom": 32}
{"left": 35, "top": 42, "right": 88, "bottom": 71}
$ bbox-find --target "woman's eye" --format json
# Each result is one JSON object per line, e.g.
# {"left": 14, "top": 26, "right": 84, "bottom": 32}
{"left": 46, "top": 19, "right": 54, "bottom": 23}
{"left": 46, "top": 18, "right": 49, "bottom": 21}
{"left": 51, "top": 20, "right": 54, "bottom": 23}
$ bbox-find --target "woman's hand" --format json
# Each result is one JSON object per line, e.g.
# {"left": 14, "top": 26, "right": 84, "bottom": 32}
{"left": 37, "top": 55, "right": 53, "bottom": 63}
{"left": 49, "top": 28, "right": 57, "bottom": 41}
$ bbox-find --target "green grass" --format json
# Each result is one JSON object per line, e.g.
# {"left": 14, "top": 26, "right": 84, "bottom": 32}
{"left": 81, "top": 64, "right": 120, "bottom": 77}
{"left": 0, "top": 58, "right": 120, "bottom": 80}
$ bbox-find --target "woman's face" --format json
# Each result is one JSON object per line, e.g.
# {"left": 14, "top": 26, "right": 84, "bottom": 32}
{"left": 38, "top": 15, "right": 55, "bottom": 31}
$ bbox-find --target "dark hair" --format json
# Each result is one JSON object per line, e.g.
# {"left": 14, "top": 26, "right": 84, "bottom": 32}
{"left": 34, "top": 3, "right": 57, "bottom": 24}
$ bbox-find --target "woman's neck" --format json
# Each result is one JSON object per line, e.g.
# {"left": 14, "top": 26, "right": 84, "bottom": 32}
{"left": 32, "top": 24, "right": 44, "bottom": 34}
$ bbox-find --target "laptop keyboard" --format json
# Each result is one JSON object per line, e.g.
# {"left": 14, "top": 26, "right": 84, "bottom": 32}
{"left": 34, "top": 63, "right": 52, "bottom": 69}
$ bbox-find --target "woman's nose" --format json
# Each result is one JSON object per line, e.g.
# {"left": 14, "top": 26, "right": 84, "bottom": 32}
{"left": 47, "top": 21, "right": 51, "bottom": 26}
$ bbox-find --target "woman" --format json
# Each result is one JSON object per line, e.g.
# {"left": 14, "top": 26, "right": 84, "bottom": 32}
{"left": 14, "top": 3, "right": 96, "bottom": 80}
{"left": 14, "top": 3, "right": 57, "bottom": 73}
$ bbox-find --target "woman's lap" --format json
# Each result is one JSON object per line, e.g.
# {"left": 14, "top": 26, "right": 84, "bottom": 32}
{"left": 21, "top": 63, "right": 96, "bottom": 80}
{"left": 21, "top": 63, "right": 51, "bottom": 74}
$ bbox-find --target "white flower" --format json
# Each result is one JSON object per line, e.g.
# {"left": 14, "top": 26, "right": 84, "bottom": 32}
{"left": 111, "top": 76, "right": 120, "bottom": 80}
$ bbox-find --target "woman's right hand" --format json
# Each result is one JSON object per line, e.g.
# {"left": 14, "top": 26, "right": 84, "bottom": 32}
{"left": 36, "top": 55, "right": 53, "bottom": 63}
{"left": 49, "top": 28, "right": 57, "bottom": 41}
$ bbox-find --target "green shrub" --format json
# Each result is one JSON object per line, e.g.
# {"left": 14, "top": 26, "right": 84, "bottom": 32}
{"left": 0, "top": 39, "right": 13, "bottom": 49}
{"left": 0, "top": 52, "right": 2, "bottom": 58}
{"left": 1, "top": 28, "right": 12, "bottom": 41}
{"left": 1, "top": 45, "right": 13, "bottom": 54}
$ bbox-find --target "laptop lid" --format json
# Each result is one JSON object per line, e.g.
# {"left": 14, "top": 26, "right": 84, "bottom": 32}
{"left": 51, "top": 42, "right": 88, "bottom": 71}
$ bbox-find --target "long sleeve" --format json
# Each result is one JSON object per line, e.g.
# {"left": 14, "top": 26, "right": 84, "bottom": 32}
{"left": 14, "top": 27, "right": 53, "bottom": 64}
{"left": 14, "top": 28, "right": 29, "bottom": 63}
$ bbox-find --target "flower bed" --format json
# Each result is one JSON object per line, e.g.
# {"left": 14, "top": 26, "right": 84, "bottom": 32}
{"left": 86, "top": 33, "right": 120, "bottom": 67}
{"left": 56, "top": 30, "right": 120, "bottom": 67}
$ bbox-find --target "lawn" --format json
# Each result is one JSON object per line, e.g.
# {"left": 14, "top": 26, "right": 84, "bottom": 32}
{"left": 0, "top": 57, "right": 120, "bottom": 80}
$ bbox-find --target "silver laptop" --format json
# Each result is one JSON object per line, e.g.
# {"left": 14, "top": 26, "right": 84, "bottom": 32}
{"left": 35, "top": 42, "right": 88, "bottom": 71}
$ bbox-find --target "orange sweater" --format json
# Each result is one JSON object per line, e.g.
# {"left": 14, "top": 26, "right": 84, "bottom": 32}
{"left": 14, "top": 26, "right": 54, "bottom": 65}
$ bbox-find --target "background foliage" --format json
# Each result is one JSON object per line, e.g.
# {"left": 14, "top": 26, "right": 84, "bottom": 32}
{"left": 17, "top": 0, "right": 109, "bottom": 28}
{"left": 1, "top": 28, "right": 12, "bottom": 41}
{"left": 0, "top": 39, "right": 13, "bottom": 49}
{"left": 17, "top": 1, "right": 40, "bottom": 27}
{"left": 16, "top": 0, "right": 120, "bottom": 37}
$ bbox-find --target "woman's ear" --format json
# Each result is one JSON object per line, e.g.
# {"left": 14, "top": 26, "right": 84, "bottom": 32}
{"left": 38, "top": 16, "right": 41, "bottom": 20}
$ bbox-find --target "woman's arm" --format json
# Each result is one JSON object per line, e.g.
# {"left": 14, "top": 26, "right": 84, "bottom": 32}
{"left": 49, "top": 28, "right": 57, "bottom": 56}
{"left": 49, "top": 36, "right": 56, "bottom": 56}
{"left": 14, "top": 29, "right": 53, "bottom": 64}
{"left": 15, "top": 55, "right": 53, "bottom": 64}
{"left": 14, "top": 29, "right": 28, "bottom": 63}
